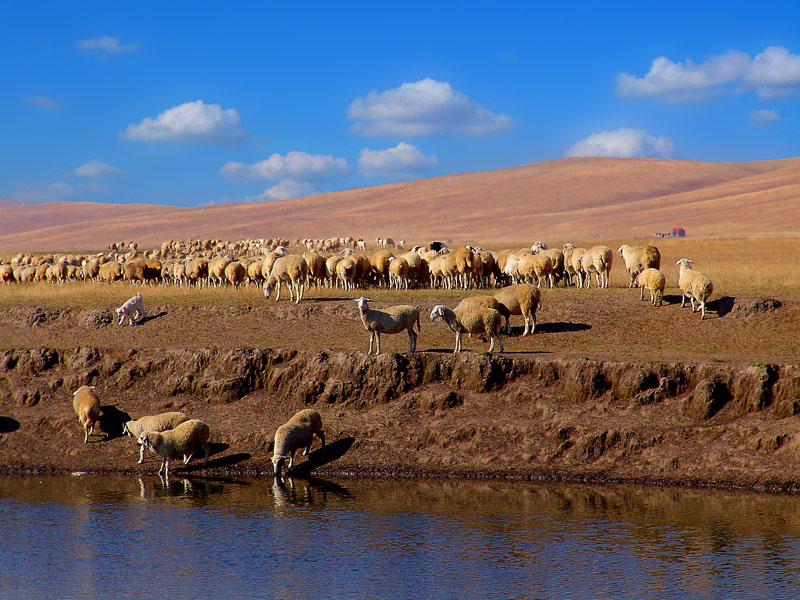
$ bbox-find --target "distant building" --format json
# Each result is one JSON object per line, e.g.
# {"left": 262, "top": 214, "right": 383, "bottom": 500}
{"left": 654, "top": 227, "right": 686, "bottom": 238}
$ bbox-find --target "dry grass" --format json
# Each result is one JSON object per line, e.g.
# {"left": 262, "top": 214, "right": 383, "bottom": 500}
{"left": 1, "top": 238, "right": 797, "bottom": 310}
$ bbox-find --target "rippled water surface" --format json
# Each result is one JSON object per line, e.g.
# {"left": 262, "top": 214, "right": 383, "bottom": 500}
{"left": 2, "top": 475, "right": 800, "bottom": 599}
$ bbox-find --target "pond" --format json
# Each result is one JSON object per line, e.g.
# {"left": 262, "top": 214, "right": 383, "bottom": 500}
{"left": 1, "top": 475, "right": 799, "bottom": 599}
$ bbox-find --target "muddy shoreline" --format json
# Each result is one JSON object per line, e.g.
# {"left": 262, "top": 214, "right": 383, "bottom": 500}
{"left": 3, "top": 345, "right": 800, "bottom": 491}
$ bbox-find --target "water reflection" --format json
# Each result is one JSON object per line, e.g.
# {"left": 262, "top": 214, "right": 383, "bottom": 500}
{"left": 1, "top": 476, "right": 799, "bottom": 599}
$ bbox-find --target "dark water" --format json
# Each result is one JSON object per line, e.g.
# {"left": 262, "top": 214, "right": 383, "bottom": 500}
{"left": 1, "top": 475, "right": 799, "bottom": 600}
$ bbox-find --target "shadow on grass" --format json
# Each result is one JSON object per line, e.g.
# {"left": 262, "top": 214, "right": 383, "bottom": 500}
{"left": 0, "top": 417, "right": 20, "bottom": 434}
{"left": 709, "top": 296, "right": 735, "bottom": 318}
{"left": 140, "top": 310, "right": 168, "bottom": 324}
{"left": 286, "top": 437, "right": 356, "bottom": 478}
{"left": 536, "top": 321, "right": 591, "bottom": 334}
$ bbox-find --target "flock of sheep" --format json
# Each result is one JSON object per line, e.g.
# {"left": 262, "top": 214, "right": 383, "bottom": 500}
{"left": 50, "top": 235, "right": 717, "bottom": 478}
{"left": 73, "top": 383, "right": 324, "bottom": 478}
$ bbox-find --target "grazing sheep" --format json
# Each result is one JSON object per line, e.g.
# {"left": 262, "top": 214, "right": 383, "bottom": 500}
{"left": 493, "top": 283, "right": 541, "bottom": 335}
{"left": 139, "top": 419, "right": 211, "bottom": 477}
{"left": 224, "top": 261, "right": 247, "bottom": 290}
{"left": 618, "top": 245, "right": 661, "bottom": 288}
{"left": 581, "top": 246, "right": 613, "bottom": 288}
{"left": 676, "top": 258, "right": 714, "bottom": 319}
{"left": 355, "top": 297, "right": 420, "bottom": 355}
{"left": 122, "top": 412, "right": 190, "bottom": 464}
{"left": 264, "top": 255, "right": 308, "bottom": 303}
{"left": 388, "top": 256, "right": 410, "bottom": 290}
{"left": 635, "top": 268, "right": 666, "bottom": 306}
{"left": 72, "top": 385, "right": 102, "bottom": 444}
{"left": 271, "top": 409, "right": 326, "bottom": 476}
{"left": 517, "top": 253, "right": 553, "bottom": 288}
{"left": 98, "top": 260, "right": 123, "bottom": 283}
{"left": 115, "top": 292, "right": 145, "bottom": 325}
{"left": 567, "top": 246, "right": 587, "bottom": 287}
{"left": 430, "top": 304, "right": 503, "bottom": 353}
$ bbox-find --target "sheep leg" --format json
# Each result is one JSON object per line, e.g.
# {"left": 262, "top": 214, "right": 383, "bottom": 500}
{"left": 138, "top": 443, "right": 146, "bottom": 464}
{"left": 640, "top": 287, "right": 645, "bottom": 301}
{"left": 275, "top": 282, "right": 282, "bottom": 301}
{"left": 700, "top": 301, "right": 706, "bottom": 319}
{"left": 183, "top": 452, "right": 193, "bottom": 465}
{"left": 690, "top": 297, "right": 697, "bottom": 312}
{"left": 368, "top": 332, "right": 374, "bottom": 355}
{"left": 375, "top": 332, "right": 381, "bottom": 354}
{"left": 203, "top": 444, "right": 209, "bottom": 466}
{"left": 454, "top": 331, "right": 462, "bottom": 353}
{"left": 496, "top": 333, "right": 504, "bottom": 353}
{"left": 681, "top": 292, "right": 686, "bottom": 308}
{"left": 297, "top": 282, "right": 304, "bottom": 303}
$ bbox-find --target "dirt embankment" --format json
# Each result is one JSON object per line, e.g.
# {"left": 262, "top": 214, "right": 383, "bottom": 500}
{"left": 2, "top": 345, "right": 800, "bottom": 489}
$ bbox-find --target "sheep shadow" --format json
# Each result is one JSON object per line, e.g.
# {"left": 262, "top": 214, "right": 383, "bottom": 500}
{"left": 287, "top": 436, "right": 356, "bottom": 478}
{"left": 662, "top": 294, "right": 683, "bottom": 306}
{"left": 139, "top": 310, "right": 168, "bottom": 324}
{"left": 536, "top": 322, "right": 591, "bottom": 334}
{"left": 184, "top": 451, "right": 252, "bottom": 473}
{"left": 271, "top": 476, "right": 354, "bottom": 507}
{"left": 0, "top": 417, "right": 20, "bottom": 434}
{"left": 97, "top": 405, "right": 131, "bottom": 441}
{"left": 710, "top": 296, "right": 735, "bottom": 317}
{"left": 305, "top": 297, "right": 349, "bottom": 302}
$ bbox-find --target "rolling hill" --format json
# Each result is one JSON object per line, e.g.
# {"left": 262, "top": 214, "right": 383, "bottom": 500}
{"left": 1, "top": 156, "right": 799, "bottom": 252}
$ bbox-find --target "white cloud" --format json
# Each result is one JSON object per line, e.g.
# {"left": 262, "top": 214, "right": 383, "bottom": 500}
{"left": 258, "top": 181, "right": 318, "bottom": 201}
{"left": 358, "top": 142, "right": 439, "bottom": 180}
{"left": 76, "top": 36, "right": 138, "bottom": 54}
{"left": 121, "top": 100, "right": 246, "bottom": 144}
{"left": 616, "top": 46, "right": 800, "bottom": 102}
{"left": 749, "top": 109, "right": 780, "bottom": 126}
{"left": 564, "top": 128, "right": 674, "bottom": 159}
{"left": 744, "top": 46, "right": 800, "bottom": 99}
{"left": 80, "top": 182, "right": 111, "bottom": 194}
{"left": 75, "top": 160, "right": 126, "bottom": 179}
{"left": 347, "top": 78, "right": 514, "bottom": 137}
{"left": 24, "top": 96, "right": 61, "bottom": 110}
{"left": 10, "top": 181, "right": 76, "bottom": 203}
{"left": 220, "top": 150, "right": 350, "bottom": 182}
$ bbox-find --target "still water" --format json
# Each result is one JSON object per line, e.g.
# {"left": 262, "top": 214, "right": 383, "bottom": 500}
{"left": 1, "top": 475, "right": 799, "bottom": 600}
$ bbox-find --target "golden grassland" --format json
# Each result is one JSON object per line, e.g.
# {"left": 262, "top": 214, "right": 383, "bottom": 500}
{"left": 0, "top": 238, "right": 797, "bottom": 310}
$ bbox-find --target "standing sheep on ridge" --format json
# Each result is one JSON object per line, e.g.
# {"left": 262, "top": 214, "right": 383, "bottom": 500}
{"left": 264, "top": 255, "right": 308, "bottom": 303}
{"left": 355, "top": 297, "right": 421, "bottom": 355}
{"left": 581, "top": 246, "right": 613, "bottom": 288}
{"left": 676, "top": 258, "right": 714, "bottom": 319}
{"left": 271, "top": 409, "right": 326, "bottom": 477}
{"left": 430, "top": 304, "right": 504, "bottom": 353}
{"left": 493, "top": 283, "right": 541, "bottom": 336}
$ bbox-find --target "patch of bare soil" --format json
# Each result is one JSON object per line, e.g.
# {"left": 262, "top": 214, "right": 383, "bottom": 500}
{"left": 1, "top": 291, "right": 799, "bottom": 489}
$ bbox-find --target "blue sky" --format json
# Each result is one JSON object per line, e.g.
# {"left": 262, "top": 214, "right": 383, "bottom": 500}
{"left": 2, "top": 0, "right": 799, "bottom": 206}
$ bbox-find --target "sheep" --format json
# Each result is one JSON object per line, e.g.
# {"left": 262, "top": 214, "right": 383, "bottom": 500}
{"left": 264, "top": 255, "right": 308, "bottom": 303}
{"left": 72, "top": 385, "right": 102, "bottom": 444}
{"left": 388, "top": 256, "right": 410, "bottom": 290}
{"left": 568, "top": 246, "right": 587, "bottom": 287}
{"left": 635, "top": 268, "right": 666, "bottom": 306}
{"left": 493, "top": 283, "right": 541, "bottom": 336}
{"left": 369, "top": 250, "right": 394, "bottom": 288}
{"left": 517, "top": 253, "right": 553, "bottom": 288}
{"left": 271, "top": 409, "right": 326, "bottom": 476}
{"left": 115, "top": 292, "right": 145, "bottom": 325}
{"left": 224, "top": 261, "right": 247, "bottom": 290}
{"left": 676, "top": 258, "right": 714, "bottom": 319}
{"left": 122, "top": 412, "right": 190, "bottom": 464}
{"left": 581, "top": 246, "right": 613, "bottom": 288}
{"left": 138, "top": 419, "right": 211, "bottom": 478}
{"left": 430, "top": 304, "right": 503, "bottom": 353}
{"left": 355, "top": 297, "right": 420, "bottom": 355}
{"left": 618, "top": 245, "right": 661, "bottom": 288}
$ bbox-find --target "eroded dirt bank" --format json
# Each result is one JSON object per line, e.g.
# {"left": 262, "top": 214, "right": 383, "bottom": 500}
{"left": 2, "top": 347, "right": 800, "bottom": 490}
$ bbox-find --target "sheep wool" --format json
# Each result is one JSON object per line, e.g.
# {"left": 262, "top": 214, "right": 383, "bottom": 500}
{"left": 272, "top": 409, "right": 326, "bottom": 476}
{"left": 493, "top": 283, "right": 541, "bottom": 336}
{"left": 139, "top": 419, "right": 210, "bottom": 478}
{"left": 72, "top": 385, "right": 102, "bottom": 444}
{"left": 123, "top": 412, "right": 190, "bottom": 464}
{"left": 355, "top": 297, "right": 421, "bottom": 355}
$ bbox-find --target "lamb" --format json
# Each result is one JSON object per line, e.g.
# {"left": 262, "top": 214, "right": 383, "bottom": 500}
{"left": 271, "top": 409, "right": 326, "bottom": 476}
{"left": 581, "top": 246, "right": 613, "bottom": 288}
{"left": 72, "top": 385, "right": 102, "bottom": 443}
{"left": 115, "top": 292, "right": 145, "bottom": 325}
{"left": 493, "top": 283, "right": 541, "bottom": 336}
{"left": 618, "top": 245, "right": 661, "bottom": 288}
{"left": 122, "top": 412, "right": 190, "bottom": 464}
{"left": 430, "top": 304, "right": 503, "bottom": 353}
{"left": 264, "top": 255, "right": 308, "bottom": 303}
{"left": 138, "top": 419, "right": 211, "bottom": 478}
{"left": 355, "top": 297, "right": 421, "bottom": 355}
{"left": 676, "top": 258, "right": 714, "bottom": 319}
{"left": 635, "top": 268, "right": 666, "bottom": 306}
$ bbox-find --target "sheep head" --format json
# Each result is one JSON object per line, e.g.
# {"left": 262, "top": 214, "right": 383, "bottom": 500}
{"left": 354, "top": 297, "right": 371, "bottom": 312}
{"left": 430, "top": 305, "right": 446, "bottom": 321}
{"left": 675, "top": 258, "right": 693, "bottom": 269}
{"left": 272, "top": 454, "right": 287, "bottom": 476}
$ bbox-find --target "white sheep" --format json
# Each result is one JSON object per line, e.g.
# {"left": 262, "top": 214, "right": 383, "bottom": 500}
{"left": 264, "top": 255, "right": 308, "bottom": 303}
{"left": 72, "top": 385, "right": 102, "bottom": 443}
{"left": 635, "top": 268, "right": 666, "bottom": 306}
{"left": 430, "top": 304, "right": 503, "bottom": 353}
{"left": 271, "top": 409, "right": 326, "bottom": 476}
{"left": 122, "top": 412, "right": 190, "bottom": 464}
{"left": 676, "top": 258, "right": 714, "bottom": 319}
{"left": 618, "top": 245, "right": 661, "bottom": 288}
{"left": 493, "top": 283, "right": 541, "bottom": 335}
{"left": 581, "top": 246, "right": 613, "bottom": 288}
{"left": 355, "top": 297, "right": 421, "bottom": 354}
{"left": 138, "top": 419, "right": 210, "bottom": 478}
{"left": 115, "top": 292, "right": 145, "bottom": 325}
